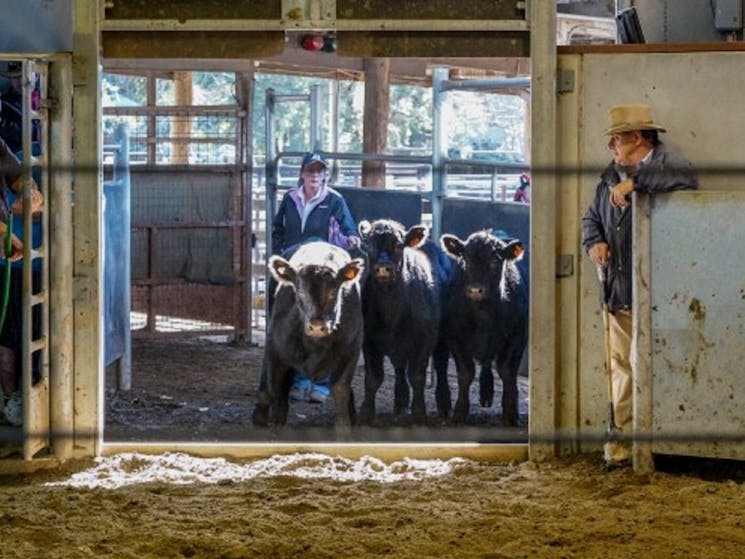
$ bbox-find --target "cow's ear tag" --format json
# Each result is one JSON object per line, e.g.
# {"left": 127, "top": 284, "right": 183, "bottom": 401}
{"left": 405, "top": 225, "right": 428, "bottom": 248}
{"left": 407, "top": 232, "right": 423, "bottom": 247}
{"left": 343, "top": 265, "right": 358, "bottom": 280}
{"left": 340, "top": 259, "right": 363, "bottom": 281}
{"left": 512, "top": 245, "right": 524, "bottom": 259}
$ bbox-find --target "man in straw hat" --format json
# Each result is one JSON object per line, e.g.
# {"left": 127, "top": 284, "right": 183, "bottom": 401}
{"left": 582, "top": 104, "right": 698, "bottom": 469}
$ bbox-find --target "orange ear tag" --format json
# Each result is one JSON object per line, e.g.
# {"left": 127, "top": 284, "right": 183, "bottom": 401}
{"left": 343, "top": 266, "right": 357, "bottom": 280}
{"left": 513, "top": 245, "right": 524, "bottom": 259}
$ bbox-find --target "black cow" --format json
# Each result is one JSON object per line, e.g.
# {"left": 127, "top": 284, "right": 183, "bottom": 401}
{"left": 440, "top": 230, "right": 528, "bottom": 426}
{"left": 357, "top": 219, "right": 450, "bottom": 425}
{"left": 252, "top": 241, "right": 365, "bottom": 433}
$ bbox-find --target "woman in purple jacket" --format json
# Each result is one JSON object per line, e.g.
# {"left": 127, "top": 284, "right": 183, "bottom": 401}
{"left": 270, "top": 152, "right": 361, "bottom": 403}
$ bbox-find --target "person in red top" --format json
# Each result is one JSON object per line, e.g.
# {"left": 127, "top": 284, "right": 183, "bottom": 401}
{"left": 513, "top": 173, "right": 531, "bottom": 204}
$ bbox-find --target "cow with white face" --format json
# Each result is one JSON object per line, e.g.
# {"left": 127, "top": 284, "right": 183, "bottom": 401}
{"left": 252, "top": 242, "right": 365, "bottom": 434}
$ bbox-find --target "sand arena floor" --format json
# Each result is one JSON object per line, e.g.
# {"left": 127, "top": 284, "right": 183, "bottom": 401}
{"left": 4, "top": 340, "right": 744, "bottom": 557}
{"left": 2, "top": 452, "right": 745, "bottom": 558}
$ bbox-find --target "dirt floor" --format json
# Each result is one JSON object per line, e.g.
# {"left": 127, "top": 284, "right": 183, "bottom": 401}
{"left": 2, "top": 452, "right": 745, "bottom": 558}
{"left": 4, "top": 339, "right": 745, "bottom": 557}
{"left": 104, "top": 337, "right": 530, "bottom": 443}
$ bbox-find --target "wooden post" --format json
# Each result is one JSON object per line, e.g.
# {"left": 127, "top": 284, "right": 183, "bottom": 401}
{"left": 49, "top": 54, "right": 74, "bottom": 461}
{"left": 361, "top": 58, "right": 390, "bottom": 189}
{"left": 172, "top": 71, "right": 192, "bottom": 164}
{"left": 528, "top": 4, "right": 558, "bottom": 461}
{"left": 72, "top": 0, "right": 102, "bottom": 457}
{"left": 236, "top": 69, "right": 254, "bottom": 344}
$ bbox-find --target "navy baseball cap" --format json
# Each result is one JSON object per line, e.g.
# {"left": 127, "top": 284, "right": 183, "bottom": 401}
{"left": 301, "top": 152, "right": 328, "bottom": 170}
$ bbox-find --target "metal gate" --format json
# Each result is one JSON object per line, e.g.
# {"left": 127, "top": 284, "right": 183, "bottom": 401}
{"left": 103, "top": 87, "right": 252, "bottom": 342}
{"left": 0, "top": 58, "right": 51, "bottom": 460}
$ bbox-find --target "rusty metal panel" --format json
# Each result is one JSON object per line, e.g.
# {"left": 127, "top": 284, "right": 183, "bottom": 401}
{"left": 130, "top": 168, "right": 238, "bottom": 283}
{"left": 337, "top": 0, "right": 523, "bottom": 20}
{"left": 650, "top": 191, "right": 745, "bottom": 459}
{"left": 337, "top": 31, "right": 529, "bottom": 57}
{"left": 128, "top": 167, "right": 248, "bottom": 334}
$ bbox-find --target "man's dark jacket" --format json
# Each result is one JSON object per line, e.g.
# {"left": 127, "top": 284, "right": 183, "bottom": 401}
{"left": 582, "top": 141, "right": 698, "bottom": 312}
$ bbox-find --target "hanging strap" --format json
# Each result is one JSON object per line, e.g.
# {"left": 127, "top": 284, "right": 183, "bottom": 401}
{"left": 0, "top": 212, "right": 14, "bottom": 331}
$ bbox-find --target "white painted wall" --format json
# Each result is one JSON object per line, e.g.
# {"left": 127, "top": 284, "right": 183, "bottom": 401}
{"left": 558, "top": 49, "right": 745, "bottom": 453}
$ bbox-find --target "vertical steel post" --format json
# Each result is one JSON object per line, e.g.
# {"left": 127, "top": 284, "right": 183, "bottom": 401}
{"left": 329, "top": 80, "right": 339, "bottom": 185}
{"left": 115, "top": 124, "right": 131, "bottom": 390}
{"left": 236, "top": 70, "right": 254, "bottom": 344}
{"left": 632, "top": 192, "right": 654, "bottom": 474}
{"left": 264, "top": 89, "right": 277, "bottom": 314}
{"left": 431, "top": 67, "right": 449, "bottom": 243}
{"left": 310, "top": 84, "right": 323, "bottom": 151}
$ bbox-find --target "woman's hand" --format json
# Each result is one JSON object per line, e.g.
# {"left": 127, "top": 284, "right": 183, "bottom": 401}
{"left": 347, "top": 235, "right": 361, "bottom": 249}
{"left": 1, "top": 234, "right": 24, "bottom": 262}
{"left": 11, "top": 187, "right": 44, "bottom": 216}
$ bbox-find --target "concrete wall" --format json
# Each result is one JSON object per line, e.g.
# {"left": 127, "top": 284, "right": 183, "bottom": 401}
{"left": 557, "top": 48, "right": 745, "bottom": 454}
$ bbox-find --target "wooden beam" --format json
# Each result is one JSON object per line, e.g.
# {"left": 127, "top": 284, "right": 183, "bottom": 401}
{"left": 48, "top": 54, "right": 75, "bottom": 462}
{"left": 338, "top": 31, "right": 529, "bottom": 58}
{"left": 72, "top": 0, "right": 103, "bottom": 458}
{"left": 102, "top": 442, "right": 529, "bottom": 463}
{"left": 361, "top": 58, "right": 390, "bottom": 189}
{"left": 103, "top": 53, "right": 531, "bottom": 87}
{"left": 558, "top": 41, "right": 745, "bottom": 55}
{"left": 102, "top": 31, "right": 284, "bottom": 59}
{"left": 528, "top": 3, "right": 558, "bottom": 462}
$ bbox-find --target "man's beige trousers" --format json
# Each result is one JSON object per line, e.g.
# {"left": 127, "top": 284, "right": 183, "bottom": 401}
{"left": 604, "top": 308, "right": 633, "bottom": 462}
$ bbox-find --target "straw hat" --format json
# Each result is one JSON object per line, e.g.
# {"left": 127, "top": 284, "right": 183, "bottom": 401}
{"left": 603, "top": 104, "right": 666, "bottom": 135}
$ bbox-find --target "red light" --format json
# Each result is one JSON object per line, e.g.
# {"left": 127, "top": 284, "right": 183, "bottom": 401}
{"left": 301, "top": 34, "right": 325, "bottom": 51}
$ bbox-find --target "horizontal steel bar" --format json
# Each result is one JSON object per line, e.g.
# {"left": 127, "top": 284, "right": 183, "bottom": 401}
{"left": 440, "top": 77, "right": 531, "bottom": 91}
{"left": 132, "top": 277, "right": 244, "bottom": 286}
{"left": 275, "top": 149, "right": 432, "bottom": 165}
{"left": 30, "top": 337, "right": 47, "bottom": 353}
{"left": 272, "top": 94, "right": 311, "bottom": 102}
{"left": 445, "top": 158, "right": 530, "bottom": 172}
{"left": 274, "top": 150, "right": 528, "bottom": 175}
{"left": 131, "top": 220, "right": 246, "bottom": 230}
{"left": 103, "top": 105, "right": 241, "bottom": 116}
